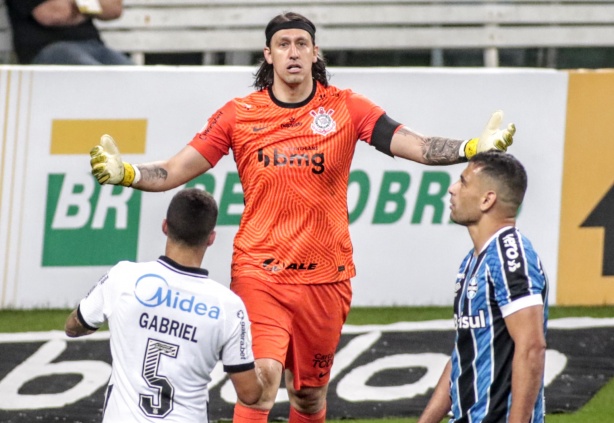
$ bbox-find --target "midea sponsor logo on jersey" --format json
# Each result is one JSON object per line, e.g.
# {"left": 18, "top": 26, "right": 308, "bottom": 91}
{"left": 134, "top": 274, "right": 220, "bottom": 318}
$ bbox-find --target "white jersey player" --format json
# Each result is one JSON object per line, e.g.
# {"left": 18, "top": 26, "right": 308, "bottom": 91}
{"left": 65, "top": 188, "right": 262, "bottom": 422}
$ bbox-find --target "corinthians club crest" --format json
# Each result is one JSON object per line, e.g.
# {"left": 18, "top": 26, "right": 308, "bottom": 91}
{"left": 310, "top": 107, "right": 336, "bottom": 135}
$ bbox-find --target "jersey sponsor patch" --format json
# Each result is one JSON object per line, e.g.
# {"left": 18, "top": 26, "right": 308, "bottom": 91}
{"left": 257, "top": 147, "right": 325, "bottom": 174}
{"left": 454, "top": 310, "right": 487, "bottom": 329}
{"left": 236, "top": 310, "right": 250, "bottom": 360}
{"left": 497, "top": 228, "right": 531, "bottom": 300}
{"left": 500, "top": 231, "right": 524, "bottom": 273}
{"left": 134, "top": 274, "right": 220, "bottom": 318}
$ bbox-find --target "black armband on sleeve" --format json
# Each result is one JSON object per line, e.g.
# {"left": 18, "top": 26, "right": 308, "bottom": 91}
{"left": 371, "top": 114, "right": 402, "bottom": 157}
{"left": 77, "top": 305, "right": 99, "bottom": 332}
{"left": 224, "top": 362, "right": 256, "bottom": 374}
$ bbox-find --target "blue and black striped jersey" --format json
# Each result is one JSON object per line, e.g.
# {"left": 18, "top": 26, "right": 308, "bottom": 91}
{"left": 450, "top": 226, "right": 549, "bottom": 423}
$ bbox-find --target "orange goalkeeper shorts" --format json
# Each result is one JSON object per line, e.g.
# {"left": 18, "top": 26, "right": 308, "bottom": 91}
{"left": 230, "top": 277, "right": 352, "bottom": 390}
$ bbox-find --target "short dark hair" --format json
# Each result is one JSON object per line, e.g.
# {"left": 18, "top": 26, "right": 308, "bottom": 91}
{"left": 253, "top": 12, "right": 329, "bottom": 91}
{"left": 470, "top": 151, "right": 528, "bottom": 210}
{"left": 166, "top": 189, "right": 218, "bottom": 247}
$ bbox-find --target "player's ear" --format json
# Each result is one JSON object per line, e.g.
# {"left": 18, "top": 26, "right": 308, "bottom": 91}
{"left": 480, "top": 191, "right": 497, "bottom": 212}
{"left": 313, "top": 45, "right": 319, "bottom": 63}
{"left": 264, "top": 47, "right": 273, "bottom": 64}
{"left": 162, "top": 219, "right": 168, "bottom": 235}
{"left": 207, "top": 230, "right": 216, "bottom": 247}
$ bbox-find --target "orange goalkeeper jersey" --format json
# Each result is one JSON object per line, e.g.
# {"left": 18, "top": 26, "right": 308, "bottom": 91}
{"left": 190, "top": 82, "right": 390, "bottom": 284}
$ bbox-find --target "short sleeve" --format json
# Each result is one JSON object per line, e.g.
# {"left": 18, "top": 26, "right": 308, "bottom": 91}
{"left": 221, "top": 299, "right": 255, "bottom": 373}
{"left": 78, "top": 262, "right": 126, "bottom": 328}
{"left": 490, "top": 230, "right": 547, "bottom": 317}
{"left": 189, "top": 101, "right": 236, "bottom": 167}
{"left": 78, "top": 273, "right": 109, "bottom": 329}
{"left": 500, "top": 294, "right": 543, "bottom": 318}
{"left": 345, "top": 90, "right": 388, "bottom": 143}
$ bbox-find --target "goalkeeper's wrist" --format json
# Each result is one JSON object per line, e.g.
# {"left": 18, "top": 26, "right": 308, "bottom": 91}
{"left": 460, "top": 138, "right": 478, "bottom": 160}
{"left": 120, "top": 162, "right": 141, "bottom": 187}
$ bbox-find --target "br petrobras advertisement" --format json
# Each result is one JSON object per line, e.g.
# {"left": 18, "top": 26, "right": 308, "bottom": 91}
{"left": 0, "top": 65, "right": 582, "bottom": 308}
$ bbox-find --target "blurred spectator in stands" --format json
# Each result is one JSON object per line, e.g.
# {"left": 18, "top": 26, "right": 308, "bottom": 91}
{"left": 5, "top": 0, "right": 133, "bottom": 65}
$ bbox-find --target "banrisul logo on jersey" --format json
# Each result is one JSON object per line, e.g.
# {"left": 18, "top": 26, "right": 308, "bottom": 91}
{"left": 42, "top": 119, "right": 147, "bottom": 266}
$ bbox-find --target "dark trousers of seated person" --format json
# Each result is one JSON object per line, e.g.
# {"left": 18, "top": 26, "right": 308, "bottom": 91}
{"left": 32, "top": 39, "right": 133, "bottom": 65}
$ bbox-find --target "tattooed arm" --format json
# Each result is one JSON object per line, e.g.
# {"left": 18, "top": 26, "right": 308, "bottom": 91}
{"left": 390, "top": 126, "right": 467, "bottom": 165}
{"left": 133, "top": 145, "right": 213, "bottom": 192}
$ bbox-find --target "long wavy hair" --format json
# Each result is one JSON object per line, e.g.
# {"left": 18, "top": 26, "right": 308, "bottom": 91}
{"left": 253, "top": 12, "right": 329, "bottom": 91}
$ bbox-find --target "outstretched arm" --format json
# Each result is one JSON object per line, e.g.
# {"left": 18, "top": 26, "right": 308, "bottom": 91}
{"left": 389, "top": 110, "right": 515, "bottom": 165}
{"left": 90, "top": 135, "right": 212, "bottom": 192}
{"left": 390, "top": 127, "right": 465, "bottom": 165}
{"left": 133, "top": 145, "right": 213, "bottom": 192}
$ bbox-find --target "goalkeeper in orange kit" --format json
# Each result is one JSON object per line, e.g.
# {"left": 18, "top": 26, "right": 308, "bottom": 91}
{"left": 89, "top": 11, "right": 515, "bottom": 423}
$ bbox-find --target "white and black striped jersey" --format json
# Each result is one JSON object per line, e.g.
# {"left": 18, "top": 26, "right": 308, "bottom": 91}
{"left": 450, "top": 226, "right": 549, "bottom": 423}
{"left": 77, "top": 256, "right": 254, "bottom": 422}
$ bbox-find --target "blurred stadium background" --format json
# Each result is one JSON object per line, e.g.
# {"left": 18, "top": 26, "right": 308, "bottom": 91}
{"left": 3, "top": 0, "right": 614, "bottom": 68}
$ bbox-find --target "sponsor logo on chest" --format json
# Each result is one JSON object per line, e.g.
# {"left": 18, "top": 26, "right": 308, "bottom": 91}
{"left": 454, "top": 310, "right": 487, "bottom": 329}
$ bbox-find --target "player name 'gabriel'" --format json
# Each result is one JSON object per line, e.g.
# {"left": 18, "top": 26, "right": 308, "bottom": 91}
{"left": 139, "top": 312, "right": 198, "bottom": 343}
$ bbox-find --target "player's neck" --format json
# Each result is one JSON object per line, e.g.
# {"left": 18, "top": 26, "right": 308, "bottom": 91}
{"left": 469, "top": 218, "right": 516, "bottom": 254}
{"left": 165, "top": 243, "right": 206, "bottom": 269}
{"left": 271, "top": 78, "right": 314, "bottom": 103}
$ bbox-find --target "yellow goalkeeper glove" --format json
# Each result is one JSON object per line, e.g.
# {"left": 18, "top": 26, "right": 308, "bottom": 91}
{"left": 90, "top": 134, "right": 140, "bottom": 187}
{"left": 461, "top": 110, "right": 516, "bottom": 159}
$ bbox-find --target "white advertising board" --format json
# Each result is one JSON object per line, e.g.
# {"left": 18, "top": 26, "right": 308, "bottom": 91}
{"left": 0, "top": 66, "right": 566, "bottom": 308}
